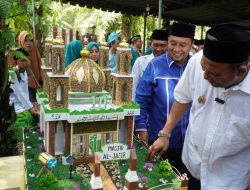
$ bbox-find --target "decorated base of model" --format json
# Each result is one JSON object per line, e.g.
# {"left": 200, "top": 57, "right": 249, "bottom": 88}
{"left": 23, "top": 127, "right": 187, "bottom": 190}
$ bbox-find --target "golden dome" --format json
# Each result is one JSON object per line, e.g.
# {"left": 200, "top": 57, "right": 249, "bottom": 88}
{"left": 66, "top": 57, "right": 106, "bottom": 92}
{"left": 80, "top": 48, "right": 90, "bottom": 58}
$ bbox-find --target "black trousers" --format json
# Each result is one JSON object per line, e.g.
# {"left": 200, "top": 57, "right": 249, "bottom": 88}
{"left": 28, "top": 87, "right": 37, "bottom": 102}
{"left": 162, "top": 148, "right": 185, "bottom": 174}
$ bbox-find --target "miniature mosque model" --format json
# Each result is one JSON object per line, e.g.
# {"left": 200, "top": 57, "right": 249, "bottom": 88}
{"left": 34, "top": 37, "right": 187, "bottom": 190}
{"left": 37, "top": 36, "right": 139, "bottom": 157}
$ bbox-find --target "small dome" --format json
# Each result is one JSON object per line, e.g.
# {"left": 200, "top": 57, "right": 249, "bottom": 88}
{"left": 66, "top": 57, "right": 106, "bottom": 92}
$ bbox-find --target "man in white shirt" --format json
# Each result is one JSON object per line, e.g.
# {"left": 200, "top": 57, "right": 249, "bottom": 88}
{"left": 8, "top": 48, "right": 39, "bottom": 140}
{"left": 148, "top": 24, "right": 250, "bottom": 189}
{"left": 131, "top": 29, "right": 169, "bottom": 100}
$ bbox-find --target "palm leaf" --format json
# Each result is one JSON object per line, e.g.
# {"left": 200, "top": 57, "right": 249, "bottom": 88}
{"left": 8, "top": 49, "right": 29, "bottom": 61}
{"left": 0, "top": 0, "right": 12, "bottom": 18}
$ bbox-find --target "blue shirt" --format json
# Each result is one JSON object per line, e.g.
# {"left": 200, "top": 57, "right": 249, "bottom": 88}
{"left": 109, "top": 52, "right": 117, "bottom": 73}
{"left": 135, "top": 53, "right": 191, "bottom": 148}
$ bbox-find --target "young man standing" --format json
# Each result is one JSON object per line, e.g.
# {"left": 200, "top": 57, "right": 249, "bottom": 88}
{"left": 135, "top": 22, "right": 195, "bottom": 173}
{"left": 129, "top": 34, "right": 143, "bottom": 72}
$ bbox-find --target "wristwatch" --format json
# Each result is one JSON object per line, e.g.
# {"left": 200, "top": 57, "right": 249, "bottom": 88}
{"left": 158, "top": 130, "right": 171, "bottom": 139}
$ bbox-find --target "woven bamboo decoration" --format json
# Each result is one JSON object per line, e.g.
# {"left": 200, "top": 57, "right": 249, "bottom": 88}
{"left": 99, "top": 46, "right": 109, "bottom": 69}
{"left": 117, "top": 47, "right": 132, "bottom": 75}
{"left": 66, "top": 58, "right": 106, "bottom": 92}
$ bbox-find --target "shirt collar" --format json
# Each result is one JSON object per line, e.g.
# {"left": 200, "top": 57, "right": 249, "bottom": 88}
{"left": 166, "top": 53, "right": 190, "bottom": 68}
{"left": 149, "top": 53, "right": 154, "bottom": 58}
{"left": 229, "top": 71, "right": 250, "bottom": 94}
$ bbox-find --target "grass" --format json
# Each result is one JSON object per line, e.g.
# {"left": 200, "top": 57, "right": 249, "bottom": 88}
{"left": 24, "top": 128, "right": 90, "bottom": 190}
{"left": 24, "top": 128, "right": 181, "bottom": 189}
{"left": 118, "top": 139, "right": 181, "bottom": 189}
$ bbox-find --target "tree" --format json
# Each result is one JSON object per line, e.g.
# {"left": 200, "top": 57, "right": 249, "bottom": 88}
{"left": 48, "top": 2, "right": 158, "bottom": 43}
{"left": 5, "top": 0, "right": 52, "bottom": 55}
{"left": 0, "top": 0, "right": 18, "bottom": 157}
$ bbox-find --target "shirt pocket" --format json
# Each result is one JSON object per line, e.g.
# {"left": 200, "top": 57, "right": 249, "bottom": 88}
{"left": 226, "top": 114, "right": 250, "bottom": 152}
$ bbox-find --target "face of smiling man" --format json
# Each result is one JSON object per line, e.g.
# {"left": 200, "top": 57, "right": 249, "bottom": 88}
{"left": 167, "top": 35, "right": 193, "bottom": 65}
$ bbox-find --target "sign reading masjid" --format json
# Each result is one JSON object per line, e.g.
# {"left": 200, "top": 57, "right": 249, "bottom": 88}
{"left": 99, "top": 143, "right": 130, "bottom": 161}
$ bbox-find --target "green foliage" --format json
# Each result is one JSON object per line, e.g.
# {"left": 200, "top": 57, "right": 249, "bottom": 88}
{"left": 27, "top": 162, "right": 37, "bottom": 174}
{"left": 2, "top": 0, "right": 52, "bottom": 54}
{"left": 105, "top": 18, "right": 121, "bottom": 34}
{"left": 0, "top": 0, "right": 15, "bottom": 19}
{"left": 6, "top": 2, "right": 29, "bottom": 34}
{"left": 0, "top": 2, "right": 18, "bottom": 156}
{"left": 24, "top": 130, "right": 91, "bottom": 189}
{"left": 8, "top": 49, "right": 29, "bottom": 61}
{"left": 49, "top": 2, "right": 158, "bottom": 44}
{"left": 118, "top": 139, "right": 180, "bottom": 189}
{"left": 38, "top": 173, "right": 59, "bottom": 190}
{"left": 159, "top": 160, "right": 172, "bottom": 179}
{"left": 26, "top": 149, "right": 37, "bottom": 159}
{"left": 25, "top": 137, "right": 35, "bottom": 146}
{"left": 0, "top": 128, "right": 18, "bottom": 156}
{"left": 121, "top": 15, "right": 132, "bottom": 25}
{"left": 0, "top": 27, "right": 15, "bottom": 52}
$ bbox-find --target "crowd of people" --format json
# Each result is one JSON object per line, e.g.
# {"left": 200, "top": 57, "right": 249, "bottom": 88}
{"left": 6, "top": 20, "right": 250, "bottom": 189}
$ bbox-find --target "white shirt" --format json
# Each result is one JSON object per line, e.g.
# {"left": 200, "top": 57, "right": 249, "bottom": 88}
{"left": 131, "top": 53, "right": 154, "bottom": 100}
{"left": 9, "top": 70, "right": 33, "bottom": 114}
{"left": 174, "top": 51, "right": 250, "bottom": 190}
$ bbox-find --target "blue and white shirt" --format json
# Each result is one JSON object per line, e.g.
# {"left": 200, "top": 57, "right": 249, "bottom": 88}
{"left": 135, "top": 52, "right": 191, "bottom": 148}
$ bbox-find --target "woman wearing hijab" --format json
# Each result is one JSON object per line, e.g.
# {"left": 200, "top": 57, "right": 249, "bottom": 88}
{"left": 17, "top": 31, "right": 43, "bottom": 102}
{"left": 86, "top": 42, "right": 99, "bottom": 63}
{"left": 107, "top": 32, "right": 120, "bottom": 73}
{"left": 64, "top": 40, "right": 83, "bottom": 67}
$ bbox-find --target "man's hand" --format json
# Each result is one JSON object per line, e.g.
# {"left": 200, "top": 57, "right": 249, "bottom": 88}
{"left": 147, "top": 137, "right": 170, "bottom": 161}
{"left": 30, "top": 106, "right": 39, "bottom": 115}
{"left": 137, "top": 131, "right": 148, "bottom": 145}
